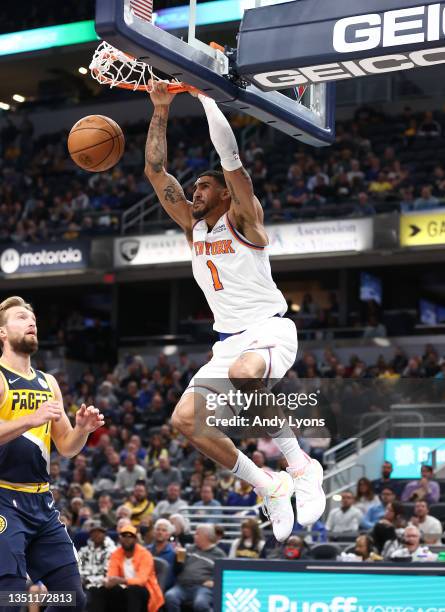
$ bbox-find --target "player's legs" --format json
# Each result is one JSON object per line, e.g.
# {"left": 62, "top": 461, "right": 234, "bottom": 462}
{"left": 40, "top": 563, "right": 86, "bottom": 612}
{"left": 173, "top": 356, "right": 295, "bottom": 541}
{"left": 229, "top": 320, "right": 326, "bottom": 527}
{"left": 23, "top": 492, "right": 84, "bottom": 610}
{"left": 229, "top": 349, "right": 311, "bottom": 468}
{"left": 0, "top": 489, "right": 29, "bottom": 612}
{"left": 172, "top": 392, "right": 260, "bottom": 474}
{"left": 0, "top": 575, "right": 27, "bottom": 612}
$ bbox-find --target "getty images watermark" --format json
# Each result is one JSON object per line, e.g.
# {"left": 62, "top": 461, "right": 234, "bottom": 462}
{"left": 206, "top": 389, "right": 324, "bottom": 429}
{"left": 192, "top": 380, "right": 326, "bottom": 438}
{"left": 192, "top": 375, "right": 445, "bottom": 440}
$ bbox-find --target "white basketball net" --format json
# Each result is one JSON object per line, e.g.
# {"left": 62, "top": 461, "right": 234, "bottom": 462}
{"left": 89, "top": 41, "right": 179, "bottom": 92}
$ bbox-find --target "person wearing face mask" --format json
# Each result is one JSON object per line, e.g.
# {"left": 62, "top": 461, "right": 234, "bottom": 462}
{"left": 261, "top": 534, "right": 308, "bottom": 560}
{"left": 138, "top": 516, "right": 154, "bottom": 546}
{"left": 282, "top": 536, "right": 309, "bottom": 560}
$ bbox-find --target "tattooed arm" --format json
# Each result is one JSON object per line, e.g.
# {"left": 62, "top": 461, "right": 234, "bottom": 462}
{"left": 145, "top": 83, "right": 193, "bottom": 237}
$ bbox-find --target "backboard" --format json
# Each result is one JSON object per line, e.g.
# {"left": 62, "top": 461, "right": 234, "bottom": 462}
{"left": 94, "top": 0, "right": 336, "bottom": 146}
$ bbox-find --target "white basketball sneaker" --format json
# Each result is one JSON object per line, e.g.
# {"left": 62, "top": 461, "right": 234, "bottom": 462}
{"left": 255, "top": 471, "right": 294, "bottom": 542}
{"left": 288, "top": 456, "right": 326, "bottom": 527}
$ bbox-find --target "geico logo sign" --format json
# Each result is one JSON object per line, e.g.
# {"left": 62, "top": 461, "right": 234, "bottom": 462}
{"left": 333, "top": 5, "right": 445, "bottom": 53}
{"left": 268, "top": 596, "right": 445, "bottom": 612}
{"left": 253, "top": 47, "right": 445, "bottom": 89}
{"left": 0, "top": 247, "right": 83, "bottom": 274}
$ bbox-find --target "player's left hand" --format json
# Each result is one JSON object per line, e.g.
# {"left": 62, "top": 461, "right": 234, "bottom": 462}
{"left": 75, "top": 403, "right": 105, "bottom": 433}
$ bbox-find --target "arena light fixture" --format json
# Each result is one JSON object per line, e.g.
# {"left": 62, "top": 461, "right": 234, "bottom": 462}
{"left": 12, "top": 94, "right": 25, "bottom": 103}
{"left": 78, "top": 66, "right": 88, "bottom": 75}
{"left": 0, "top": 102, "right": 10, "bottom": 110}
{"left": 332, "top": 494, "right": 342, "bottom": 502}
{"left": 163, "top": 345, "right": 178, "bottom": 356}
{"left": 373, "top": 338, "right": 391, "bottom": 347}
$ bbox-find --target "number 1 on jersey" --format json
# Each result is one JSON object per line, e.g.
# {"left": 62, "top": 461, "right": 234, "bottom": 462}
{"left": 207, "top": 260, "right": 224, "bottom": 291}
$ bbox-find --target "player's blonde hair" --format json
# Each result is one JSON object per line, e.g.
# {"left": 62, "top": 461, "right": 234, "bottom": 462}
{"left": 0, "top": 296, "right": 34, "bottom": 327}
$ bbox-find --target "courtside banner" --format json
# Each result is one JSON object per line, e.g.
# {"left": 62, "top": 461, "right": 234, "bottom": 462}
{"left": 400, "top": 208, "right": 445, "bottom": 246}
{"left": 215, "top": 561, "right": 445, "bottom": 612}
{"left": 237, "top": 0, "right": 445, "bottom": 90}
{"left": 385, "top": 438, "right": 445, "bottom": 478}
{"left": 114, "top": 218, "right": 373, "bottom": 267}
{"left": 0, "top": 242, "right": 89, "bottom": 276}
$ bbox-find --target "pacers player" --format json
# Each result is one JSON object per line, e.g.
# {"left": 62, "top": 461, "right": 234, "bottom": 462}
{"left": 145, "top": 83, "right": 325, "bottom": 541}
{"left": 0, "top": 296, "right": 104, "bottom": 611}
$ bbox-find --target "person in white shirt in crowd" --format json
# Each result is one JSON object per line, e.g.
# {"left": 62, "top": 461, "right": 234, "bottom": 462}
{"left": 409, "top": 500, "right": 443, "bottom": 544}
{"left": 78, "top": 520, "right": 116, "bottom": 612}
{"left": 326, "top": 490, "right": 363, "bottom": 535}
{"left": 152, "top": 483, "right": 188, "bottom": 522}
{"left": 391, "top": 525, "right": 437, "bottom": 562}
{"left": 114, "top": 452, "right": 147, "bottom": 493}
{"left": 355, "top": 478, "right": 380, "bottom": 514}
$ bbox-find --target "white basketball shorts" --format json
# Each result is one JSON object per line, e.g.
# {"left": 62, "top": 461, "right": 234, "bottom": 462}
{"left": 184, "top": 316, "right": 298, "bottom": 399}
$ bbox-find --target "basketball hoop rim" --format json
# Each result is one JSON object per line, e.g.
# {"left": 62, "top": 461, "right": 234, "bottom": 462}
{"left": 89, "top": 41, "right": 200, "bottom": 95}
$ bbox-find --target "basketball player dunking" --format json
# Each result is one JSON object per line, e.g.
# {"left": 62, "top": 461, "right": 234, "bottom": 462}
{"left": 145, "top": 83, "right": 325, "bottom": 541}
{"left": 0, "top": 297, "right": 104, "bottom": 612}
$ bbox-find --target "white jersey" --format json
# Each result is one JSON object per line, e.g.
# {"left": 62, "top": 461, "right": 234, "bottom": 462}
{"left": 191, "top": 212, "right": 287, "bottom": 333}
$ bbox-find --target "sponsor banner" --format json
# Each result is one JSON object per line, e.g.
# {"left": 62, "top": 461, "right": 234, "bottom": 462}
{"left": 385, "top": 438, "right": 445, "bottom": 478}
{"left": 220, "top": 566, "right": 445, "bottom": 611}
{"left": 114, "top": 234, "right": 191, "bottom": 267}
{"left": 114, "top": 219, "right": 373, "bottom": 267}
{"left": 267, "top": 218, "right": 373, "bottom": 257}
{"left": 0, "top": 242, "right": 89, "bottom": 276}
{"left": 400, "top": 209, "right": 445, "bottom": 246}
{"left": 237, "top": 0, "right": 445, "bottom": 90}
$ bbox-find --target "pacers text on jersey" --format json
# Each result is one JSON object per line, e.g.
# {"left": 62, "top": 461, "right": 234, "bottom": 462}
{"left": 11, "top": 390, "right": 51, "bottom": 411}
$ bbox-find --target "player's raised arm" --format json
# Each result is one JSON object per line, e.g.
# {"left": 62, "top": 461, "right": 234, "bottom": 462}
{"left": 197, "top": 94, "right": 265, "bottom": 231}
{"left": 145, "top": 82, "right": 193, "bottom": 238}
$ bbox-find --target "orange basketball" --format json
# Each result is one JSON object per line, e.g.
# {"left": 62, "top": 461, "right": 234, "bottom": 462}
{"left": 68, "top": 115, "right": 125, "bottom": 172}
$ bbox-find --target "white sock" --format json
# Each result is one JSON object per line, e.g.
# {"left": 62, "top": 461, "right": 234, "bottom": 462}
{"left": 231, "top": 450, "right": 273, "bottom": 489}
{"left": 271, "top": 425, "right": 310, "bottom": 472}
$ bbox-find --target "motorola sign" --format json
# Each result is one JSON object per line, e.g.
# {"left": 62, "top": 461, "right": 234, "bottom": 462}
{"left": 0, "top": 249, "right": 21, "bottom": 275}
{"left": 237, "top": 0, "right": 445, "bottom": 90}
{"left": 0, "top": 243, "right": 89, "bottom": 276}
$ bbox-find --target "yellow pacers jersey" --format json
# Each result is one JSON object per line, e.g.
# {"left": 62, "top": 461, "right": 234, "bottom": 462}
{"left": 0, "top": 363, "right": 55, "bottom": 489}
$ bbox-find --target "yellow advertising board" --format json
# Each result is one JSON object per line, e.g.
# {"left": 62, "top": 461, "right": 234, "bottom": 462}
{"left": 400, "top": 211, "right": 445, "bottom": 247}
